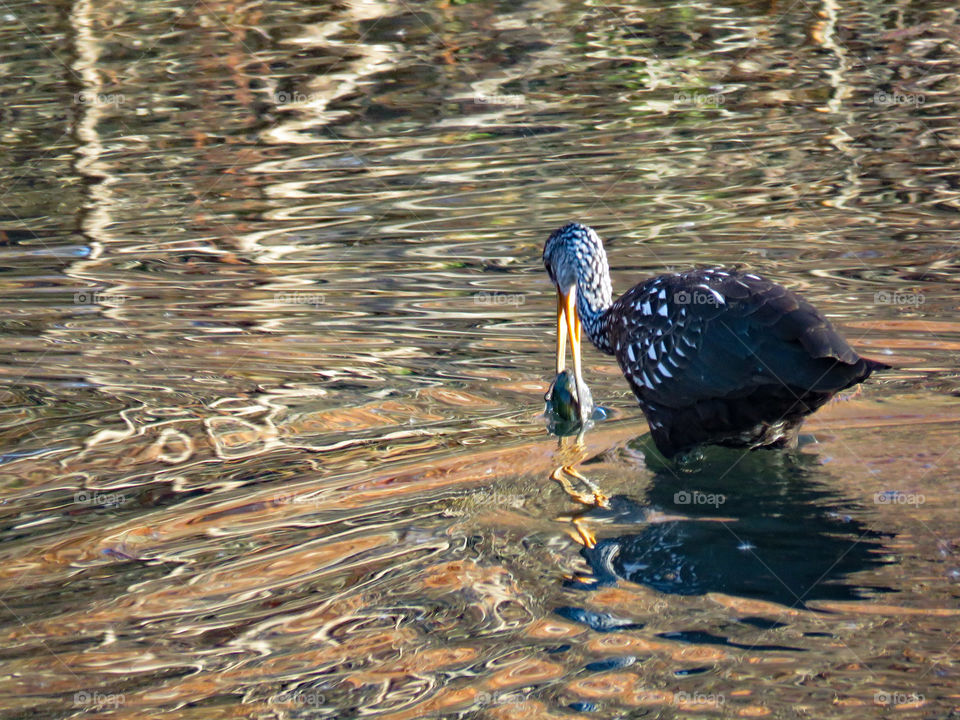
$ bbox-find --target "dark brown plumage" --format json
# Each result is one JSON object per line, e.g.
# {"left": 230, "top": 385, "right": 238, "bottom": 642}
{"left": 543, "top": 223, "right": 888, "bottom": 457}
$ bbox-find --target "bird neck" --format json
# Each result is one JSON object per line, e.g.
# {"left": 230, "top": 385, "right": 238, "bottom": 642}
{"left": 576, "top": 263, "right": 615, "bottom": 355}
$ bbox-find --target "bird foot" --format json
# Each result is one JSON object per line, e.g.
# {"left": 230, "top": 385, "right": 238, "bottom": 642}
{"left": 569, "top": 517, "right": 598, "bottom": 548}
{"left": 552, "top": 464, "right": 607, "bottom": 550}
{"left": 551, "top": 465, "right": 610, "bottom": 509}
{"left": 830, "top": 383, "right": 863, "bottom": 403}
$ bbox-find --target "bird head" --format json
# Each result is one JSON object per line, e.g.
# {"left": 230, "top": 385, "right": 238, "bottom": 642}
{"left": 543, "top": 223, "right": 610, "bottom": 425}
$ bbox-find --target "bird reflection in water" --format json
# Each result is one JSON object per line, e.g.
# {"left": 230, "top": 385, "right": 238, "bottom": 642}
{"left": 547, "top": 431, "right": 893, "bottom": 607}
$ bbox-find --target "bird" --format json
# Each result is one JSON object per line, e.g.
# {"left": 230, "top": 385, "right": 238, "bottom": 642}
{"left": 542, "top": 222, "right": 889, "bottom": 458}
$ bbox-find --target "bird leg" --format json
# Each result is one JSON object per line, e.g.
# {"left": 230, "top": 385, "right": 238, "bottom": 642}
{"left": 563, "top": 465, "right": 609, "bottom": 509}
{"left": 568, "top": 517, "right": 598, "bottom": 549}
{"left": 550, "top": 434, "right": 609, "bottom": 547}
{"left": 551, "top": 434, "right": 609, "bottom": 507}
{"left": 551, "top": 465, "right": 609, "bottom": 508}
{"left": 551, "top": 463, "right": 609, "bottom": 550}
{"left": 830, "top": 383, "right": 863, "bottom": 404}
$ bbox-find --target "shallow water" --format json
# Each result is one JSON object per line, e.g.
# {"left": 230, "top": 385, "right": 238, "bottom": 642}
{"left": 1, "top": 0, "right": 959, "bottom": 717}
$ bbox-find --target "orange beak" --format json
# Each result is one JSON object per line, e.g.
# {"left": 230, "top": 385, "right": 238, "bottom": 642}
{"left": 556, "top": 286, "right": 590, "bottom": 424}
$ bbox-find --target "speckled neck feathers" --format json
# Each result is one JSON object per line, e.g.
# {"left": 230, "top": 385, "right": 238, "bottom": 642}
{"left": 542, "top": 223, "right": 615, "bottom": 353}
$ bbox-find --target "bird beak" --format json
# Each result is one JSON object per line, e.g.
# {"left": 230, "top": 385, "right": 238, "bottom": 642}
{"left": 556, "top": 286, "right": 590, "bottom": 424}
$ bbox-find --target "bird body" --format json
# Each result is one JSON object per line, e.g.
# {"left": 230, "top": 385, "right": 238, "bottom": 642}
{"left": 543, "top": 223, "right": 887, "bottom": 457}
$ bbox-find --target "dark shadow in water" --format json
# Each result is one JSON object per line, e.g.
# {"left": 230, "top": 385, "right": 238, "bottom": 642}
{"left": 568, "top": 435, "right": 895, "bottom": 609}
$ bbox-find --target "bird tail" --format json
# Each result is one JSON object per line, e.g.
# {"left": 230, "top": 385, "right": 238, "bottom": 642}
{"left": 863, "top": 357, "right": 892, "bottom": 372}
{"left": 834, "top": 356, "right": 890, "bottom": 393}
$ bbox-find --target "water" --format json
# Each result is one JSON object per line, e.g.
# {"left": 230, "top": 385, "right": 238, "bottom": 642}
{"left": 1, "top": 0, "right": 959, "bottom": 716}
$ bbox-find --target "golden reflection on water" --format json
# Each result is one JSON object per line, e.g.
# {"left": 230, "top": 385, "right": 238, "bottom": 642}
{"left": 1, "top": 0, "right": 959, "bottom": 717}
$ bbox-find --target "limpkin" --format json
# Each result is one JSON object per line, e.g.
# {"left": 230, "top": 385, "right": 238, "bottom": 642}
{"left": 543, "top": 223, "right": 888, "bottom": 457}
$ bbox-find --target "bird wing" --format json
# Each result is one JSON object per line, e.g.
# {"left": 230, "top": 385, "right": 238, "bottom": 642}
{"left": 608, "top": 269, "right": 866, "bottom": 409}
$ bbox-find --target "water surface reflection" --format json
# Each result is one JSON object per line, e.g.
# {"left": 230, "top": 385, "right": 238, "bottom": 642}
{"left": 0, "top": 0, "right": 959, "bottom": 716}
